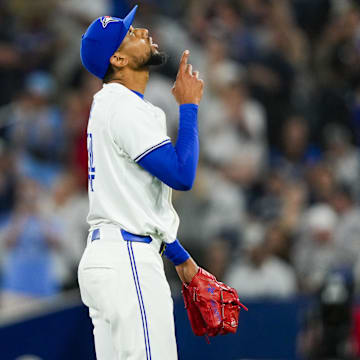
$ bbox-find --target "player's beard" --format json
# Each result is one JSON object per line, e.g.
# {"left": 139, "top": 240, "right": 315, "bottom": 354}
{"left": 136, "top": 50, "right": 168, "bottom": 69}
{"left": 143, "top": 51, "right": 167, "bottom": 67}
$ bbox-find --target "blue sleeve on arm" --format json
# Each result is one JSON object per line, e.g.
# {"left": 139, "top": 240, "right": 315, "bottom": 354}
{"left": 164, "top": 239, "right": 190, "bottom": 265}
{"left": 138, "top": 104, "right": 199, "bottom": 191}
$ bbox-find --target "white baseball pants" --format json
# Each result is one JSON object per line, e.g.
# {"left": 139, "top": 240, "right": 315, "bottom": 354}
{"left": 78, "top": 225, "right": 178, "bottom": 360}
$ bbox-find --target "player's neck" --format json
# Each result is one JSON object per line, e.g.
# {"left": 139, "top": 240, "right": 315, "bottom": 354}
{"left": 109, "top": 68, "right": 149, "bottom": 95}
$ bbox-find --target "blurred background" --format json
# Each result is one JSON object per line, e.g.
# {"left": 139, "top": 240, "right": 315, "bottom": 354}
{"left": 1, "top": 0, "right": 360, "bottom": 359}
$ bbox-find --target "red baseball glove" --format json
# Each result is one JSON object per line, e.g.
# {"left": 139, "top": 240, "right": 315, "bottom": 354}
{"left": 182, "top": 267, "right": 248, "bottom": 337}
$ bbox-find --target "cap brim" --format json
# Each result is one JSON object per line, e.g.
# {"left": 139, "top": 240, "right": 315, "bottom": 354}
{"left": 123, "top": 5, "right": 138, "bottom": 32}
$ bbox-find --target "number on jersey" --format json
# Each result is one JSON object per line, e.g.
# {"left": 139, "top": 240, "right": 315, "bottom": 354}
{"left": 87, "top": 132, "right": 95, "bottom": 191}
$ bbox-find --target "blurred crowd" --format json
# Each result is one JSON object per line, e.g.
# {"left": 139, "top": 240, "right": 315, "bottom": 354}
{"left": 0, "top": 0, "right": 360, "bottom": 325}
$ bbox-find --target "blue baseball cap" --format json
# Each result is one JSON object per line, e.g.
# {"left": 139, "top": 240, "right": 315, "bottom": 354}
{"left": 80, "top": 5, "right": 138, "bottom": 79}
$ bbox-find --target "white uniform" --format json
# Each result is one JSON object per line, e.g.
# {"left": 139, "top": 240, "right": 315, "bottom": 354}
{"left": 78, "top": 83, "right": 179, "bottom": 360}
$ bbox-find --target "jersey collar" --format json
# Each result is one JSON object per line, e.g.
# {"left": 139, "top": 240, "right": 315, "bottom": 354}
{"left": 130, "top": 90, "right": 144, "bottom": 100}
{"left": 102, "top": 83, "right": 145, "bottom": 101}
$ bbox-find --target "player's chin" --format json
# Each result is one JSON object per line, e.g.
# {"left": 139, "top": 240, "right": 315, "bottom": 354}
{"left": 146, "top": 50, "right": 168, "bottom": 66}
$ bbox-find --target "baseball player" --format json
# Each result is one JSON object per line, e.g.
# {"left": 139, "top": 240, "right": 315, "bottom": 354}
{"left": 78, "top": 5, "right": 202, "bottom": 360}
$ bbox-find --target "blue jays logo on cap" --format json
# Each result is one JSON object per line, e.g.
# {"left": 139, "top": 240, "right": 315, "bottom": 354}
{"left": 100, "top": 16, "right": 121, "bottom": 28}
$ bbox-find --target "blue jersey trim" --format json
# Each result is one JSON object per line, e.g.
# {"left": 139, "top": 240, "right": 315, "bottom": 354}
{"left": 134, "top": 139, "right": 171, "bottom": 162}
{"left": 127, "top": 241, "right": 151, "bottom": 359}
{"left": 131, "top": 90, "right": 144, "bottom": 99}
{"left": 130, "top": 242, "right": 152, "bottom": 358}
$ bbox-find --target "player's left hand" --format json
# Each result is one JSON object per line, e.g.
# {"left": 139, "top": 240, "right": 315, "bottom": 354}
{"left": 172, "top": 50, "right": 204, "bottom": 105}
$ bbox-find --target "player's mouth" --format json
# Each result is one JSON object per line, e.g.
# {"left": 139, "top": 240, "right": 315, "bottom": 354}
{"left": 149, "top": 37, "right": 159, "bottom": 49}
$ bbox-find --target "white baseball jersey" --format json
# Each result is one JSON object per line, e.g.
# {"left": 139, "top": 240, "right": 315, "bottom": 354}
{"left": 86, "top": 82, "right": 180, "bottom": 243}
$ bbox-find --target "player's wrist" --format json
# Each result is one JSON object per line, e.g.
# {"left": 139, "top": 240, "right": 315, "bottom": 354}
{"left": 179, "top": 101, "right": 200, "bottom": 106}
{"left": 175, "top": 258, "right": 199, "bottom": 284}
{"left": 182, "top": 259, "right": 199, "bottom": 284}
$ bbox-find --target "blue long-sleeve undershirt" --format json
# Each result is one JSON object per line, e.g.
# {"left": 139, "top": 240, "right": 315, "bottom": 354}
{"left": 138, "top": 104, "right": 199, "bottom": 191}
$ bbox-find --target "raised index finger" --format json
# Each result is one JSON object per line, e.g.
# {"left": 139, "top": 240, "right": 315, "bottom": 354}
{"left": 179, "top": 50, "right": 190, "bottom": 74}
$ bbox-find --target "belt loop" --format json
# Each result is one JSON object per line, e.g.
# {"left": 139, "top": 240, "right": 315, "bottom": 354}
{"left": 91, "top": 229, "right": 100, "bottom": 241}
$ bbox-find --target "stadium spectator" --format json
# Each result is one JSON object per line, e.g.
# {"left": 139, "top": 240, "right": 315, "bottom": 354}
{"left": 225, "top": 222, "right": 297, "bottom": 299}
{"left": 62, "top": 73, "right": 101, "bottom": 187}
{"left": 174, "top": 163, "right": 246, "bottom": 246}
{"left": 52, "top": 0, "right": 111, "bottom": 85}
{"left": 40, "top": 171, "right": 88, "bottom": 289}
{"left": 1, "top": 71, "right": 64, "bottom": 187}
{"left": 324, "top": 124, "right": 360, "bottom": 198}
{"left": 306, "top": 161, "right": 337, "bottom": 204}
{"left": 203, "top": 81, "right": 267, "bottom": 188}
{"left": 0, "top": 177, "right": 61, "bottom": 311}
{"left": 331, "top": 185, "right": 360, "bottom": 268}
{"left": 7, "top": 0, "right": 59, "bottom": 72}
{"left": 271, "top": 115, "right": 321, "bottom": 181}
{"left": 293, "top": 204, "right": 340, "bottom": 293}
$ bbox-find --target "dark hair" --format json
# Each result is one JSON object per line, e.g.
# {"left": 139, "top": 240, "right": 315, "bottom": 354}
{"left": 103, "top": 64, "right": 115, "bottom": 83}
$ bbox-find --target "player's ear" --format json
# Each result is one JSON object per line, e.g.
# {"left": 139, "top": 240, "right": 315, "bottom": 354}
{"left": 110, "top": 53, "right": 128, "bottom": 69}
